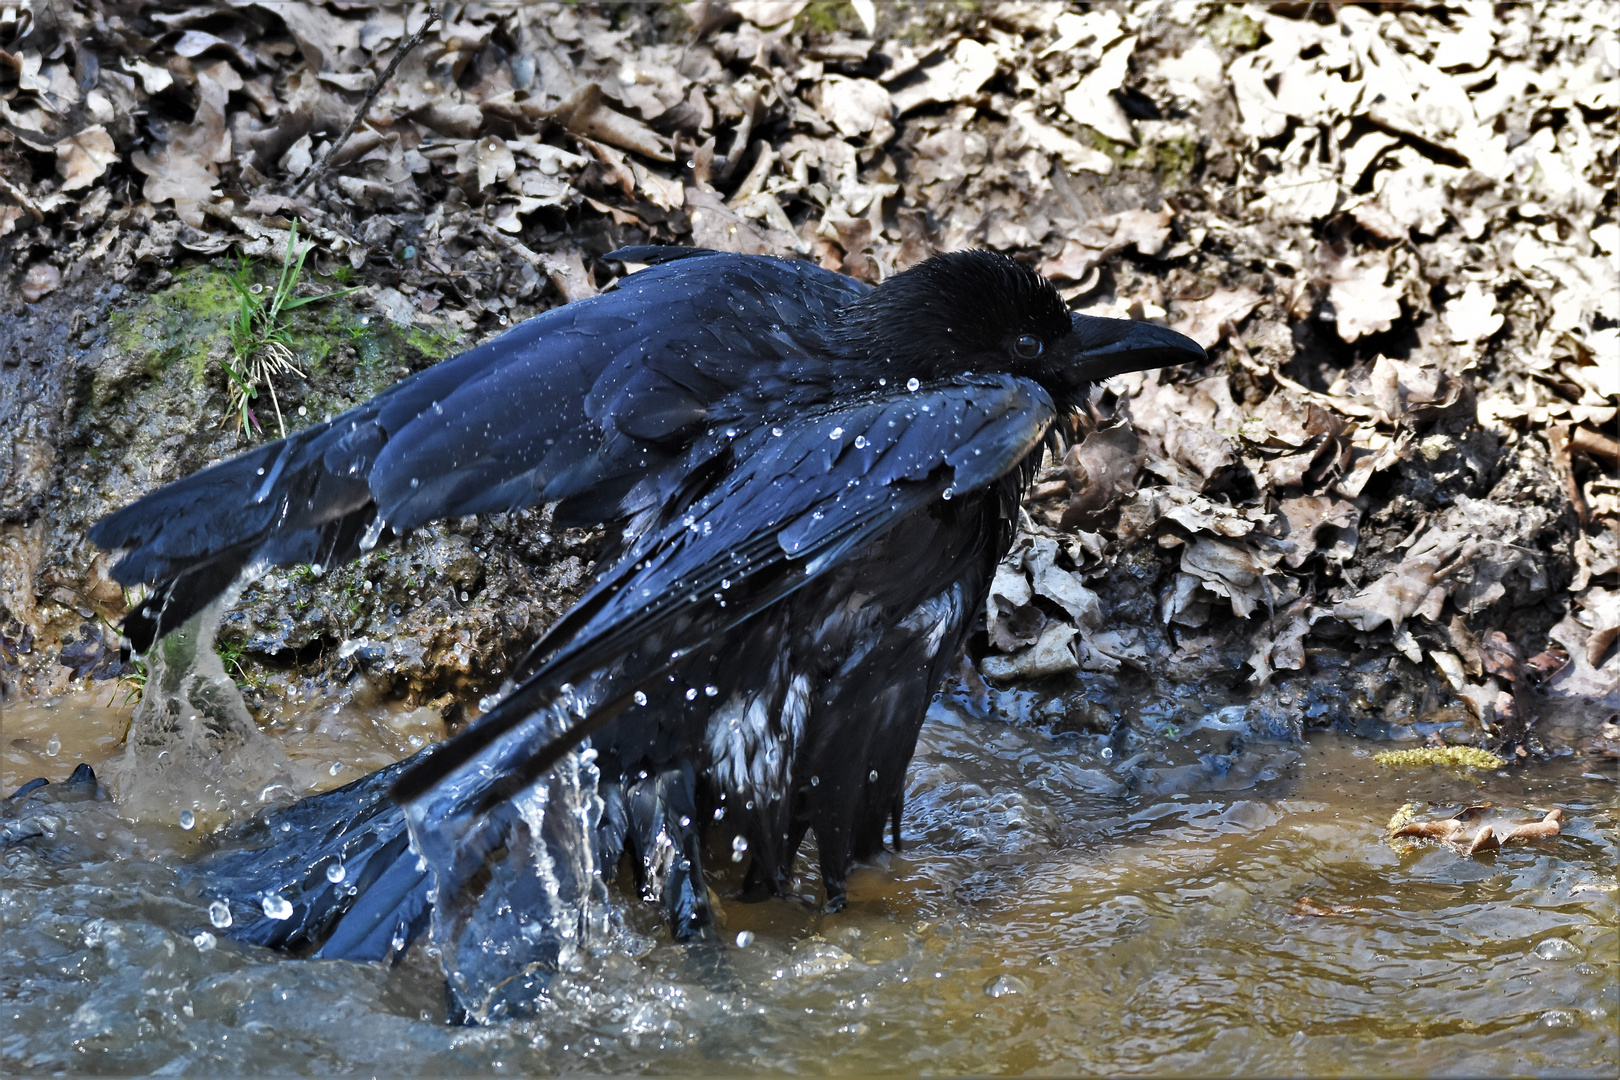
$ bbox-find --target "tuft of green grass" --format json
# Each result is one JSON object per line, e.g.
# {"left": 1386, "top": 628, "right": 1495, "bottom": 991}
{"left": 224, "top": 222, "right": 358, "bottom": 438}
{"left": 215, "top": 638, "right": 253, "bottom": 689}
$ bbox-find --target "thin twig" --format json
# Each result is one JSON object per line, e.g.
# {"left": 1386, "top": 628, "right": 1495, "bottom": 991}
{"left": 292, "top": 5, "right": 442, "bottom": 197}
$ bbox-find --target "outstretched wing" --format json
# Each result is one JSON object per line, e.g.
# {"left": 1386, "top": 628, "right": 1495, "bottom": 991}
{"left": 89, "top": 250, "right": 866, "bottom": 650}
{"left": 390, "top": 374, "right": 1056, "bottom": 820}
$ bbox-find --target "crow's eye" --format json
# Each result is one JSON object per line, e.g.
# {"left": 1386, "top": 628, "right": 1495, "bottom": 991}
{"left": 1013, "top": 334, "right": 1043, "bottom": 360}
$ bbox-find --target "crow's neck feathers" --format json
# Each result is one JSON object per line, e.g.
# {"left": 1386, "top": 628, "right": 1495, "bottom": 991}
{"left": 829, "top": 249, "right": 1083, "bottom": 410}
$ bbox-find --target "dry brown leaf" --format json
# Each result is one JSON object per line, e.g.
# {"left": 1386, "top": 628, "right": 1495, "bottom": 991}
{"left": 1324, "top": 251, "right": 1403, "bottom": 343}
{"left": 685, "top": 187, "right": 797, "bottom": 256}
{"left": 812, "top": 76, "right": 894, "bottom": 146}
{"left": 981, "top": 622, "right": 1079, "bottom": 682}
{"left": 1276, "top": 496, "right": 1360, "bottom": 568}
{"left": 1443, "top": 282, "right": 1504, "bottom": 344}
{"left": 731, "top": 1, "right": 808, "bottom": 28}
{"left": 1369, "top": 356, "right": 1461, "bottom": 423}
{"left": 551, "top": 83, "right": 673, "bottom": 162}
{"left": 54, "top": 125, "right": 118, "bottom": 192}
{"left": 1178, "top": 536, "right": 1281, "bottom": 620}
{"left": 1009, "top": 103, "right": 1113, "bottom": 176}
{"left": 1062, "top": 34, "right": 1137, "bottom": 145}
{"left": 1039, "top": 208, "right": 1172, "bottom": 282}
{"left": 130, "top": 60, "right": 241, "bottom": 227}
{"left": 1168, "top": 287, "right": 1262, "bottom": 350}
{"left": 1059, "top": 424, "right": 1141, "bottom": 530}
{"left": 1391, "top": 818, "right": 1465, "bottom": 840}
{"left": 20, "top": 263, "right": 61, "bottom": 303}
{"left": 890, "top": 39, "right": 999, "bottom": 114}
{"left": 1260, "top": 163, "right": 1339, "bottom": 225}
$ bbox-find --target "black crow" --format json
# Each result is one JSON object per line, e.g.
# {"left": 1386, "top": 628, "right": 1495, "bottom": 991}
{"left": 89, "top": 247, "right": 1203, "bottom": 1012}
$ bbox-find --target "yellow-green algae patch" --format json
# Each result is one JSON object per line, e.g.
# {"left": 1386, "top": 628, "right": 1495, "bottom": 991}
{"left": 1374, "top": 746, "right": 1507, "bottom": 771}
{"left": 1385, "top": 801, "right": 1422, "bottom": 832}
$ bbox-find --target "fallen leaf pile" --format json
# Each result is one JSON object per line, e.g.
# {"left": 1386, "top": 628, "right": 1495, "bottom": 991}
{"left": 1, "top": 2, "right": 1615, "bottom": 754}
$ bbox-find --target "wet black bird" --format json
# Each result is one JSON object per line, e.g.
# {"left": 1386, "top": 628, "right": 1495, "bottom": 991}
{"left": 89, "top": 247, "right": 1202, "bottom": 1010}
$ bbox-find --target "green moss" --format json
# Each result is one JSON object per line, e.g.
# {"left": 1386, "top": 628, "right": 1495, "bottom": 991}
{"left": 1154, "top": 133, "right": 1201, "bottom": 190}
{"left": 1078, "top": 127, "right": 1147, "bottom": 170}
{"left": 795, "top": 1, "right": 845, "bottom": 34}
{"left": 105, "top": 266, "right": 240, "bottom": 388}
{"left": 1374, "top": 746, "right": 1507, "bottom": 771}
{"left": 405, "top": 324, "right": 461, "bottom": 362}
{"left": 1073, "top": 127, "right": 1202, "bottom": 191}
{"left": 1207, "top": 8, "right": 1262, "bottom": 50}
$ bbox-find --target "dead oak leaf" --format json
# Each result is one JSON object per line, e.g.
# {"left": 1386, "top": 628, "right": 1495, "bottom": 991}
{"left": 1324, "top": 251, "right": 1403, "bottom": 343}
{"left": 1168, "top": 286, "right": 1262, "bottom": 350}
{"left": 1039, "top": 208, "right": 1172, "bottom": 282}
{"left": 890, "top": 39, "right": 999, "bottom": 114}
{"left": 54, "top": 125, "right": 118, "bottom": 191}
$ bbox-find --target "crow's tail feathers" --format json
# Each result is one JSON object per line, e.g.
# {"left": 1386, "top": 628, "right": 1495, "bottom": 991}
{"left": 198, "top": 756, "right": 432, "bottom": 962}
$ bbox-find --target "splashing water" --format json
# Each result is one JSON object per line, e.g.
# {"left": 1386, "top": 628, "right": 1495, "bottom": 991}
{"left": 101, "top": 602, "right": 306, "bottom": 828}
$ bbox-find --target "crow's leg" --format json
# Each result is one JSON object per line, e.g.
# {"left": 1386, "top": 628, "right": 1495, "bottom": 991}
{"left": 624, "top": 763, "right": 712, "bottom": 939}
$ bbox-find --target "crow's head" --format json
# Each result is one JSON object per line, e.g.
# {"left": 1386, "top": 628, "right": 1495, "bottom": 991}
{"left": 833, "top": 249, "right": 1205, "bottom": 407}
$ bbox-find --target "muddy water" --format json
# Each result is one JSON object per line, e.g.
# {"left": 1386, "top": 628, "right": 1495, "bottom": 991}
{"left": 3, "top": 689, "right": 1616, "bottom": 1076}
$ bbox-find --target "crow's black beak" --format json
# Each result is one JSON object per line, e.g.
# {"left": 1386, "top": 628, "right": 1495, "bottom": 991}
{"left": 1065, "top": 313, "right": 1207, "bottom": 383}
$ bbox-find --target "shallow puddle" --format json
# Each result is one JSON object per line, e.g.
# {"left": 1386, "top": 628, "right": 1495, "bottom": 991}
{"left": 3, "top": 690, "right": 1616, "bottom": 1075}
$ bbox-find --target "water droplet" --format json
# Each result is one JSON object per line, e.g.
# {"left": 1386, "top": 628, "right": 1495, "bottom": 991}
{"left": 713, "top": 806, "right": 726, "bottom": 821}
{"left": 869, "top": 770, "right": 879, "bottom": 783}
{"left": 208, "top": 900, "right": 233, "bottom": 929}
{"left": 410, "top": 478, "right": 420, "bottom": 488}
{"left": 1534, "top": 938, "right": 1580, "bottom": 961}
{"left": 878, "top": 377, "right": 887, "bottom": 386}
{"left": 731, "top": 836, "right": 749, "bottom": 862}
{"left": 634, "top": 690, "right": 648, "bottom": 706}
{"left": 984, "top": 974, "right": 1030, "bottom": 998}
{"left": 735, "top": 930, "right": 755, "bottom": 948}
{"left": 679, "top": 816, "right": 691, "bottom": 827}
{"left": 810, "top": 775, "right": 820, "bottom": 787}
{"left": 941, "top": 488, "right": 953, "bottom": 500}
{"left": 907, "top": 377, "right": 920, "bottom": 392}
{"left": 1101, "top": 747, "right": 1114, "bottom": 760}
{"left": 830, "top": 427, "right": 844, "bottom": 440}
{"left": 326, "top": 862, "right": 347, "bottom": 884}
{"left": 772, "top": 426, "right": 784, "bottom": 437}
{"left": 705, "top": 685, "right": 719, "bottom": 697}
{"left": 854, "top": 435, "right": 868, "bottom": 448}
{"left": 685, "top": 687, "right": 698, "bottom": 701}
{"left": 261, "top": 894, "right": 293, "bottom": 920}
{"left": 179, "top": 810, "right": 195, "bottom": 830}
{"left": 45, "top": 734, "right": 60, "bottom": 757}
{"left": 329, "top": 762, "right": 343, "bottom": 776}
{"left": 193, "top": 931, "right": 217, "bottom": 951}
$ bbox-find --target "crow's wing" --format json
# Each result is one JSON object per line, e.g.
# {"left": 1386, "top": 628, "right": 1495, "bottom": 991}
{"left": 391, "top": 374, "right": 1056, "bottom": 822}
{"left": 90, "top": 251, "right": 866, "bottom": 650}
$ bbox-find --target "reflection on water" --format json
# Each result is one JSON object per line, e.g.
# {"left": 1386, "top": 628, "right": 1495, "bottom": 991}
{"left": 3, "top": 689, "right": 1616, "bottom": 1076}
